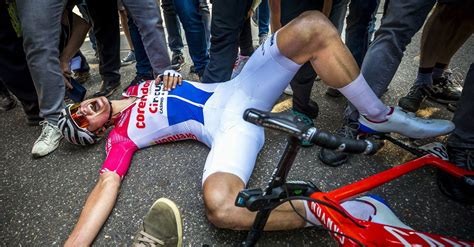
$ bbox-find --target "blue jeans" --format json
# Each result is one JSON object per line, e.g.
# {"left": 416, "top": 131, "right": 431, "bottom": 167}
{"left": 123, "top": 0, "right": 171, "bottom": 74}
{"left": 257, "top": 0, "right": 269, "bottom": 37}
{"left": 329, "top": 0, "right": 349, "bottom": 34}
{"left": 173, "top": 0, "right": 210, "bottom": 74}
{"left": 345, "top": 0, "right": 379, "bottom": 67}
{"left": 128, "top": 16, "right": 153, "bottom": 78}
{"left": 345, "top": 0, "right": 437, "bottom": 120}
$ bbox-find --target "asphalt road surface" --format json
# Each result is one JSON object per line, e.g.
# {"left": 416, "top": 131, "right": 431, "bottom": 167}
{"left": 1, "top": 15, "right": 473, "bottom": 247}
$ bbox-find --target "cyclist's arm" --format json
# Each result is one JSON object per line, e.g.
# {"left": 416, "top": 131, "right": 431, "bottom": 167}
{"left": 269, "top": 0, "right": 281, "bottom": 33}
{"left": 65, "top": 140, "right": 138, "bottom": 246}
{"left": 322, "top": 0, "right": 333, "bottom": 17}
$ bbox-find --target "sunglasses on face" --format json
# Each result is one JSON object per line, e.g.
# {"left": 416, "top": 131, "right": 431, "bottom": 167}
{"left": 70, "top": 103, "right": 89, "bottom": 129}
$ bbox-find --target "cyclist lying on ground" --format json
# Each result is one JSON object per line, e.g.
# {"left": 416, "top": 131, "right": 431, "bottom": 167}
{"left": 60, "top": 11, "right": 454, "bottom": 246}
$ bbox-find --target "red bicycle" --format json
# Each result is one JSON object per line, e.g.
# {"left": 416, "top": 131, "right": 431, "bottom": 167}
{"left": 236, "top": 108, "right": 474, "bottom": 247}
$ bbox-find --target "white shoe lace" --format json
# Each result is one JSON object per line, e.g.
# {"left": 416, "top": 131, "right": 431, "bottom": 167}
{"left": 36, "top": 121, "right": 54, "bottom": 143}
{"left": 135, "top": 230, "right": 165, "bottom": 247}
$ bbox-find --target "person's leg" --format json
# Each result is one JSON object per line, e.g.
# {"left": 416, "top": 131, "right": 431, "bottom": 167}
{"left": 201, "top": 0, "right": 252, "bottom": 83}
{"left": 344, "top": 0, "right": 436, "bottom": 120}
{"left": 127, "top": 15, "right": 153, "bottom": 79}
{"left": 173, "top": 0, "right": 209, "bottom": 75}
{"left": 118, "top": 7, "right": 133, "bottom": 51}
{"left": 161, "top": 0, "right": 184, "bottom": 54}
{"left": 0, "top": 6, "right": 40, "bottom": 122}
{"left": 118, "top": 4, "right": 136, "bottom": 66}
{"left": 16, "top": 0, "right": 65, "bottom": 157}
{"left": 258, "top": 0, "right": 270, "bottom": 42}
{"left": 239, "top": 18, "right": 254, "bottom": 57}
{"left": 198, "top": 0, "right": 211, "bottom": 50}
{"left": 398, "top": 1, "right": 473, "bottom": 112}
{"left": 345, "top": 0, "right": 378, "bottom": 67}
{"left": 122, "top": 0, "right": 171, "bottom": 75}
{"left": 328, "top": 0, "right": 349, "bottom": 34}
{"left": 86, "top": 0, "right": 122, "bottom": 97}
{"left": 439, "top": 63, "right": 474, "bottom": 204}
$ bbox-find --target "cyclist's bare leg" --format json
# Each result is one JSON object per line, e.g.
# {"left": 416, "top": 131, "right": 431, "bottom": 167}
{"left": 65, "top": 172, "right": 122, "bottom": 246}
{"left": 276, "top": 11, "right": 360, "bottom": 88}
{"left": 203, "top": 172, "right": 307, "bottom": 230}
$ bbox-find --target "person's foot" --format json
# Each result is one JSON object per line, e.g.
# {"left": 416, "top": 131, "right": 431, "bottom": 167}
{"left": 0, "top": 92, "right": 17, "bottom": 111}
{"left": 295, "top": 99, "right": 319, "bottom": 119}
{"left": 258, "top": 33, "right": 268, "bottom": 45}
{"left": 283, "top": 85, "right": 293, "bottom": 96}
{"left": 292, "top": 109, "right": 314, "bottom": 147}
{"left": 427, "top": 74, "right": 462, "bottom": 104}
{"left": 123, "top": 74, "right": 154, "bottom": 93}
{"left": 73, "top": 71, "right": 91, "bottom": 84}
{"left": 398, "top": 84, "right": 429, "bottom": 112}
{"left": 447, "top": 102, "right": 457, "bottom": 112}
{"left": 93, "top": 80, "right": 121, "bottom": 98}
{"left": 358, "top": 107, "right": 454, "bottom": 139}
{"left": 325, "top": 87, "right": 342, "bottom": 98}
{"left": 356, "top": 195, "right": 412, "bottom": 229}
{"left": 437, "top": 146, "right": 474, "bottom": 204}
{"left": 133, "top": 198, "right": 183, "bottom": 247}
{"left": 231, "top": 55, "right": 250, "bottom": 79}
{"left": 31, "top": 121, "right": 62, "bottom": 158}
{"left": 171, "top": 52, "right": 185, "bottom": 72}
{"left": 319, "top": 120, "right": 359, "bottom": 167}
{"left": 121, "top": 50, "right": 136, "bottom": 66}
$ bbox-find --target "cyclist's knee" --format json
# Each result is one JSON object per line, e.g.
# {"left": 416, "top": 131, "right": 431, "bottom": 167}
{"left": 292, "top": 11, "right": 339, "bottom": 45}
{"left": 204, "top": 194, "right": 240, "bottom": 229}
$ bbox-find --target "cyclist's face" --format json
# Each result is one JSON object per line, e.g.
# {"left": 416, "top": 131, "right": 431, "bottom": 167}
{"left": 78, "top": 97, "right": 111, "bottom": 132}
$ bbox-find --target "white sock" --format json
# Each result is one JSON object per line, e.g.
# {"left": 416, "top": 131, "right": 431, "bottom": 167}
{"left": 303, "top": 201, "right": 321, "bottom": 227}
{"left": 340, "top": 200, "right": 375, "bottom": 221}
{"left": 303, "top": 200, "right": 375, "bottom": 227}
{"left": 338, "top": 74, "right": 390, "bottom": 121}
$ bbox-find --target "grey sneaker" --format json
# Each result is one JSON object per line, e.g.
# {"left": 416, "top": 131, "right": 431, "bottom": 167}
{"left": 121, "top": 50, "right": 136, "bottom": 66}
{"left": 32, "top": 121, "right": 63, "bottom": 158}
{"left": 133, "top": 198, "right": 183, "bottom": 247}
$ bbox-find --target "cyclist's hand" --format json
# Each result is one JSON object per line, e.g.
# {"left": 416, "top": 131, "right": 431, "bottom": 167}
{"left": 158, "top": 70, "right": 182, "bottom": 91}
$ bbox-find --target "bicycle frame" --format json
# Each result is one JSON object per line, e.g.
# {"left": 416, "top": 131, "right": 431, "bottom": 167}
{"left": 239, "top": 136, "right": 474, "bottom": 246}
{"left": 309, "top": 154, "right": 474, "bottom": 246}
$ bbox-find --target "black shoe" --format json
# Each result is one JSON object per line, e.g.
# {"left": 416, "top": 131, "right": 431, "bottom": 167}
{"left": 398, "top": 84, "right": 429, "bottom": 112}
{"left": 93, "top": 80, "right": 121, "bottom": 98}
{"left": 171, "top": 52, "right": 185, "bottom": 72}
{"left": 427, "top": 74, "right": 462, "bottom": 104}
{"left": 447, "top": 102, "right": 457, "bottom": 112}
{"left": 123, "top": 74, "right": 154, "bottom": 92}
{"left": 0, "top": 92, "right": 17, "bottom": 111}
{"left": 294, "top": 99, "right": 319, "bottom": 119}
{"left": 437, "top": 146, "right": 474, "bottom": 204}
{"left": 325, "top": 87, "right": 342, "bottom": 98}
{"left": 319, "top": 120, "right": 359, "bottom": 167}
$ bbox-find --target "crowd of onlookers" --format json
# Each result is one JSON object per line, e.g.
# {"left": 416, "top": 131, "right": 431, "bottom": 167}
{"left": 0, "top": 0, "right": 473, "bottom": 202}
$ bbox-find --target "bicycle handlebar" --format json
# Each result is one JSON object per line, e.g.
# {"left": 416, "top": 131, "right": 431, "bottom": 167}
{"left": 243, "top": 108, "right": 382, "bottom": 155}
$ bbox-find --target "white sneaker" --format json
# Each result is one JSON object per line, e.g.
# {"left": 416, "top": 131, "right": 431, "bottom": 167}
{"left": 358, "top": 107, "right": 454, "bottom": 139}
{"left": 31, "top": 121, "right": 63, "bottom": 158}
{"left": 356, "top": 195, "right": 412, "bottom": 230}
{"left": 231, "top": 55, "right": 250, "bottom": 79}
{"left": 283, "top": 85, "right": 293, "bottom": 96}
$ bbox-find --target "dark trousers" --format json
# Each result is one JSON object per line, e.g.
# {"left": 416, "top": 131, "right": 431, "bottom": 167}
{"left": 201, "top": 0, "right": 252, "bottom": 83}
{"left": 448, "top": 63, "right": 474, "bottom": 149}
{"left": 86, "top": 0, "right": 121, "bottom": 83}
{"left": 239, "top": 17, "right": 254, "bottom": 57}
{"left": 0, "top": 4, "right": 40, "bottom": 120}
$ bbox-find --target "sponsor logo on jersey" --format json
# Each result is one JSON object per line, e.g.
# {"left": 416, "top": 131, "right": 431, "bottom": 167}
{"left": 136, "top": 81, "right": 166, "bottom": 129}
{"left": 154, "top": 133, "right": 198, "bottom": 144}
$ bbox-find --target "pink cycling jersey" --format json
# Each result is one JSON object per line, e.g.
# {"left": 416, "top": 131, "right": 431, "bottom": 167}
{"left": 101, "top": 80, "right": 216, "bottom": 178}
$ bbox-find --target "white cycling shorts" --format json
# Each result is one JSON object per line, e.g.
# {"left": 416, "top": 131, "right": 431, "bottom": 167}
{"left": 202, "top": 32, "right": 302, "bottom": 185}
